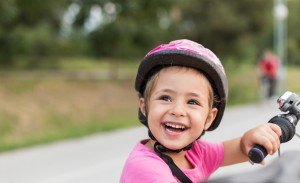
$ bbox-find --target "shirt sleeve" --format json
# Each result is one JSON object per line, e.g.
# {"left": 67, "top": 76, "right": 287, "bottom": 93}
{"left": 193, "top": 140, "right": 224, "bottom": 176}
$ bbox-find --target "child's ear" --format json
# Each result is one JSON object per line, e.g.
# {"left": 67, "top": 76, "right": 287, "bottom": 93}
{"left": 139, "top": 98, "right": 146, "bottom": 116}
{"left": 204, "top": 108, "right": 218, "bottom": 130}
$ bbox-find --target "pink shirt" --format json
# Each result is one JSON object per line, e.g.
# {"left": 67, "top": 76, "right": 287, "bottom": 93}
{"left": 120, "top": 139, "right": 224, "bottom": 183}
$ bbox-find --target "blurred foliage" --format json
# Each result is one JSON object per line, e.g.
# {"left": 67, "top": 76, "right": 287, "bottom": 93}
{"left": 0, "top": 0, "right": 70, "bottom": 67}
{"left": 0, "top": 0, "right": 300, "bottom": 68}
{"left": 287, "top": 0, "right": 300, "bottom": 65}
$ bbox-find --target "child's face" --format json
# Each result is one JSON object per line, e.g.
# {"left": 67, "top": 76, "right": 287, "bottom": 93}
{"left": 139, "top": 66, "right": 218, "bottom": 150}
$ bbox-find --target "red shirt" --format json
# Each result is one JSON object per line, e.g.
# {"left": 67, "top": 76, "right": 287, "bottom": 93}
{"left": 259, "top": 55, "right": 279, "bottom": 78}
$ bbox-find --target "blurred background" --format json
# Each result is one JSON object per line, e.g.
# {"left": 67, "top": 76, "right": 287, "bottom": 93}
{"left": 0, "top": 0, "right": 300, "bottom": 152}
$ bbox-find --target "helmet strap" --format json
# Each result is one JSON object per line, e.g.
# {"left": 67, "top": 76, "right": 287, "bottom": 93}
{"left": 154, "top": 141, "right": 192, "bottom": 183}
{"left": 148, "top": 124, "right": 205, "bottom": 183}
{"left": 148, "top": 129, "right": 205, "bottom": 153}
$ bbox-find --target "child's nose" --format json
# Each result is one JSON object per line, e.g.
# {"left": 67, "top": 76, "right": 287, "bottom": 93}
{"left": 170, "top": 102, "right": 186, "bottom": 117}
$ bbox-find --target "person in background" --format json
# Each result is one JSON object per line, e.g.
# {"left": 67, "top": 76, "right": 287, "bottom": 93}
{"left": 258, "top": 50, "right": 280, "bottom": 100}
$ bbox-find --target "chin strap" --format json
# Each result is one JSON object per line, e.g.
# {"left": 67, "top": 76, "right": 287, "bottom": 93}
{"left": 154, "top": 142, "right": 192, "bottom": 183}
{"left": 155, "top": 140, "right": 194, "bottom": 153}
{"left": 148, "top": 129, "right": 204, "bottom": 153}
{"left": 148, "top": 128, "right": 205, "bottom": 182}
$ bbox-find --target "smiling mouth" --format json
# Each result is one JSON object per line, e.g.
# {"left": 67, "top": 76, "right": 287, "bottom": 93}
{"left": 163, "top": 122, "right": 189, "bottom": 132}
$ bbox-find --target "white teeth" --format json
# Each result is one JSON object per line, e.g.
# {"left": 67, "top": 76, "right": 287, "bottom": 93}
{"left": 165, "top": 122, "right": 186, "bottom": 129}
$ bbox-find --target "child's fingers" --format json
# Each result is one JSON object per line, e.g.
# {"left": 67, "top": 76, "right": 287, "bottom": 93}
{"left": 261, "top": 133, "right": 280, "bottom": 154}
{"left": 242, "top": 123, "right": 282, "bottom": 157}
{"left": 267, "top": 124, "right": 282, "bottom": 153}
{"left": 266, "top": 127, "right": 281, "bottom": 150}
{"left": 256, "top": 135, "right": 274, "bottom": 154}
{"left": 268, "top": 123, "right": 282, "bottom": 137}
{"left": 257, "top": 125, "right": 281, "bottom": 154}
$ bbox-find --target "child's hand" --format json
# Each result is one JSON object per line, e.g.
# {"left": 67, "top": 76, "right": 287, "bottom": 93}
{"left": 240, "top": 124, "right": 282, "bottom": 163}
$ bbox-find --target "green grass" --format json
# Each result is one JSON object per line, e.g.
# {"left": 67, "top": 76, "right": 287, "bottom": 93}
{"left": 227, "top": 64, "right": 261, "bottom": 105}
{"left": 55, "top": 57, "right": 139, "bottom": 70}
{"left": 0, "top": 111, "right": 138, "bottom": 151}
{"left": 11, "top": 56, "right": 140, "bottom": 71}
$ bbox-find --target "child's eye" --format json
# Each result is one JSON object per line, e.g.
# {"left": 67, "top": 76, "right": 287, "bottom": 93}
{"left": 159, "top": 95, "right": 171, "bottom": 102}
{"left": 187, "top": 99, "right": 200, "bottom": 105}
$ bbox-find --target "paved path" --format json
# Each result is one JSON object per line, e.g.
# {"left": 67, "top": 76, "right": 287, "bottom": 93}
{"left": 1, "top": 101, "right": 300, "bottom": 183}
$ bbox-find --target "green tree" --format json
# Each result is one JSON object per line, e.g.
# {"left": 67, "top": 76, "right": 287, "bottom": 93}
{"left": 287, "top": 0, "right": 300, "bottom": 65}
{"left": 73, "top": 0, "right": 176, "bottom": 58}
{"left": 0, "top": 0, "right": 18, "bottom": 66}
{"left": 174, "top": 0, "right": 273, "bottom": 63}
{"left": 1, "top": 0, "right": 300, "bottom": 68}
{"left": 72, "top": 0, "right": 275, "bottom": 65}
{"left": 0, "top": 0, "right": 69, "bottom": 67}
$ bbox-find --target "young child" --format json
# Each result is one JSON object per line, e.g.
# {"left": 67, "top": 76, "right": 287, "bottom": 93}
{"left": 120, "top": 39, "right": 282, "bottom": 183}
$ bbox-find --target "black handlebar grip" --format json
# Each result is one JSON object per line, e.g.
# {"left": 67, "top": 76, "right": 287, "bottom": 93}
{"left": 248, "top": 115, "right": 296, "bottom": 164}
{"left": 248, "top": 144, "right": 268, "bottom": 163}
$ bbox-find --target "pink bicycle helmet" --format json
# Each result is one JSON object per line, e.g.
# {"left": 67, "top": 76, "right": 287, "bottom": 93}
{"left": 135, "top": 39, "right": 228, "bottom": 131}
